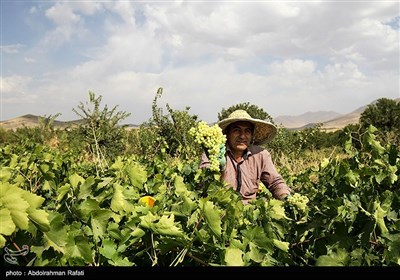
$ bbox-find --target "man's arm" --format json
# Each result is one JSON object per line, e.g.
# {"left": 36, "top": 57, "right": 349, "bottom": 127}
{"left": 259, "top": 150, "right": 292, "bottom": 200}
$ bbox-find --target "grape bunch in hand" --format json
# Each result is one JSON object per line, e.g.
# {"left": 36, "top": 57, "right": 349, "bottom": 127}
{"left": 189, "top": 121, "right": 227, "bottom": 172}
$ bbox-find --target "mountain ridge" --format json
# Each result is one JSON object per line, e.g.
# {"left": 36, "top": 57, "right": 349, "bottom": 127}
{"left": 1, "top": 97, "right": 398, "bottom": 131}
{"left": 281, "top": 104, "right": 367, "bottom": 131}
{"left": 274, "top": 111, "right": 343, "bottom": 129}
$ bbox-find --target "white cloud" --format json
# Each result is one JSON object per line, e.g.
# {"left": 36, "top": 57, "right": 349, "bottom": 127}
{"left": 1, "top": 44, "right": 24, "bottom": 54}
{"left": 323, "top": 62, "right": 366, "bottom": 82}
{"left": 267, "top": 59, "right": 316, "bottom": 76}
{"left": 24, "top": 57, "right": 37, "bottom": 63}
{"left": 45, "top": 3, "right": 81, "bottom": 25}
{"left": 106, "top": 1, "right": 137, "bottom": 25}
{"left": 40, "top": 1, "right": 104, "bottom": 47}
{"left": 1, "top": 75, "right": 37, "bottom": 105}
{"left": 2, "top": 1, "right": 399, "bottom": 124}
{"left": 29, "top": 6, "right": 37, "bottom": 14}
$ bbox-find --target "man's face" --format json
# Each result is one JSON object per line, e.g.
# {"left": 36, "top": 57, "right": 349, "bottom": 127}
{"left": 226, "top": 121, "right": 254, "bottom": 153}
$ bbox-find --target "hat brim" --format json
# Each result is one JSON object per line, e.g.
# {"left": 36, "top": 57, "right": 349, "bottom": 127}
{"left": 218, "top": 117, "right": 277, "bottom": 145}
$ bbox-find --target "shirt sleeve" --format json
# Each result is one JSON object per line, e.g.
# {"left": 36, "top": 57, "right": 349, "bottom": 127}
{"left": 259, "top": 150, "right": 292, "bottom": 199}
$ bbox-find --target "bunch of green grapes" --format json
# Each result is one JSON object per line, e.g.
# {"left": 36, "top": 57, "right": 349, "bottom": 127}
{"left": 189, "top": 121, "right": 226, "bottom": 172}
{"left": 286, "top": 193, "right": 309, "bottom": 212}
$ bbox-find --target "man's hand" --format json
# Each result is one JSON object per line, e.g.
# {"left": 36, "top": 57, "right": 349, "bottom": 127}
{"left": 218, "top": 144, "right": 226, "bottom": 170}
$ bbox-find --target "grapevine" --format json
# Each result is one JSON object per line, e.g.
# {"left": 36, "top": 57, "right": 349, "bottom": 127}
{"left": 189, "top": 121, "right": 226, "bottom": 172}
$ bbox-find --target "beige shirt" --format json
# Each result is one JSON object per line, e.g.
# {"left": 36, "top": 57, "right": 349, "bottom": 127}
{"left": 200, "top": 144, "right": 291, "bottom": 204}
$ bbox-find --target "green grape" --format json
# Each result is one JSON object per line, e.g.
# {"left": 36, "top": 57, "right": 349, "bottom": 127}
{"left": 189, "top": 121, "right": 227, "bottom": 172}
{"left": 286, "top": 193, "right": 309, "bottom": 211}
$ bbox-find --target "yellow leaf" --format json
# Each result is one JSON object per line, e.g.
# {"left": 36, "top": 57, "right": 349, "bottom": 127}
{"left": 139, "top": 196, "right": 156, "bottom": 208}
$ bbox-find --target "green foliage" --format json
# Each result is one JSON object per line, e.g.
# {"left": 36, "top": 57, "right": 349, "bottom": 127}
{"left": 0, "top": 182, "right": 50, "bottom": 248}
{"left": 0, "top": 114, "right": 61, "bottom": 148}
{"left": 125, "top": 126, "right": 163, "bottom": 161}
{"left": 0, "top": 127, "right": 14, "bottom": 145}
{"left": 131, "top": 88, "right": 199, "bottom": 161}
{"left": 267, "top": 124, "right": 339, "bottom": 160}
{"left": 1, "top": 122, "right": 399, "bottom": 267}
{"left": 1, "top": 145, "right": 295, "bottom": 266}
{"left": 218, "top": 102, "right": 274, "bottom": 123}
{"left": 359, "top": 98, "right": 400, "bottom": 147}
{"left": 287, "top": 125, "right": 400, "bottom": 266}
{"left": 72, "top": 91, "right": 131, "bottom": 171}
{"left": 1, "top": 92, "right": 399, "bottom": 267}
{"left": 360, "top": 98, "right": 400, "bottom": 132}
{"left": 303, "top": 126, "right": 343, "bottom": 149}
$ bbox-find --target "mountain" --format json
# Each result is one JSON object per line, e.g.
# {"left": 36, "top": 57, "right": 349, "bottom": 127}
{"left": 0, "top": 114, "right": 140, "bottom": 131}
{"left": 274, "top": 97, "right": 399, "bottom": 131}
{"left": 319, "top": 104, "right": 367, "bottom": 132}
{"left": 1, "top": 97, "right": 398, "bottom": 132}
{"left": 273, "top": 97, "right": 400, "bottom": 131}
{"left": 0, "top": 114, "right": 85, "bottom": 130}
{"left": 320, "top": 97, "right": 400, "bottom": 132}
{"left": 274, "top": 111, "right": 343, "bottom": 129}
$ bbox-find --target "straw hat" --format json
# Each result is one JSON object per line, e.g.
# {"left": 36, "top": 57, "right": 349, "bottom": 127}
{"left": 218, "top": 109, "right": 277, "bottom": 144}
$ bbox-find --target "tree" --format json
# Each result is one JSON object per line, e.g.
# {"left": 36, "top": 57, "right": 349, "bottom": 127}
{"left": 218, "top": 102, "right": 275, "bottom": 123}
{"left": 135, "top": 87, "right": 199, "bottom": 160}
{"left": 360, "top": 97, "right": 400, "bottom": 132}
{"left": 72, "top": 91, "right": 131, "bottom": 172}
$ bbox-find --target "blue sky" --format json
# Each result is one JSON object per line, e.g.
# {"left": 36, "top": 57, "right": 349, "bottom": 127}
{"left": 1, "top": 0, "right": 399, "bottom": 125}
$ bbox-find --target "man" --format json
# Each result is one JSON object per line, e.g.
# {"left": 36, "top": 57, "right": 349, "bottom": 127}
{"left": 200, "top": 109, "right": 291, "bottom": 204}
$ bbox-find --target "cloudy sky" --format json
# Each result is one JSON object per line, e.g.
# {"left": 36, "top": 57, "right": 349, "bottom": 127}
{"left": 1, "top": 0, "right": 399, "bottom": 125}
